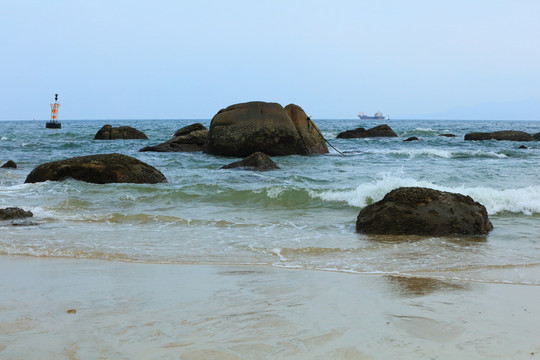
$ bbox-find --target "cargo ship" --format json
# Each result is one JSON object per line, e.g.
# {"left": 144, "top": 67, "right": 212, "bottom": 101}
{"left": 358, "top": 111, "right": 384, "bottom": 120}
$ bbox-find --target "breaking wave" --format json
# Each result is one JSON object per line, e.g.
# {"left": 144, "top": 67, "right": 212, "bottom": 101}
{"left": 310, "top": 176, "right": 540, "bottom": 215}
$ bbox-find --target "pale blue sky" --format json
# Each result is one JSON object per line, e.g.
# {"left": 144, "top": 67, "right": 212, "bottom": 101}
{"left": 1, "top": 0, "right": 539, "bottom": 120}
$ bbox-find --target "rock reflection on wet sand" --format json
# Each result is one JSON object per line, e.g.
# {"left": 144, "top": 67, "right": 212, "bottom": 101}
{"left": 385, "top": 275, "right": 469, "bottom": 297}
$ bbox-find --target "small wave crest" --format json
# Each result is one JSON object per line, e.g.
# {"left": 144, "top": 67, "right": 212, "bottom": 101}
{"left": 370, "top": 148, "right": 507, "bottom": 159}
{"left": 310, "top": 175, "right": 540, "bottom": 215}
{"left": 400, "top": 127, "right": 438, "bottom": 136}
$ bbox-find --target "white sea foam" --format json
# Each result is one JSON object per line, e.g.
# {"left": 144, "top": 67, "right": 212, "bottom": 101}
{"left": 266, "top": 186, "right": 286, "bottom": 199}
{"left": 463, "top": 186, "right": 540, "bottom": 215}
{"left": 378, "top": 148, "right": 453, "bottom": 158}
{"left": 372, "top": 148, "right": 507, "bottom": 159}
{"left": 400, "top": 127, "right": 438, "bottom": 136}
{"left": 1, "top": 136, "right": 7, "bottom": 141}
{"left": 310, "top": 175, "right": 540, "bottom": 215}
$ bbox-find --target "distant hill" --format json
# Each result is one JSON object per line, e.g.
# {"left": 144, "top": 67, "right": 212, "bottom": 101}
{"left": 403, "top": 98, "right": 540, "bottom": 120}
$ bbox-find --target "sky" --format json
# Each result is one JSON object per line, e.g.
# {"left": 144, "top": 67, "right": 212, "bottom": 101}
{"left": 1, "top": 0, "right": 540, "bottom": 120}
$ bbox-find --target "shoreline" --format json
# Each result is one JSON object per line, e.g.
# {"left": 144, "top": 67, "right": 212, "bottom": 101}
{"left": 1, "top": 255, "right": 539, "bottom": 359}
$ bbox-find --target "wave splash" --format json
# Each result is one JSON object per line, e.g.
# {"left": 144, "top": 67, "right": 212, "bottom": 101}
{"left": 310, "top": 175, "right": 540, "bottom": 215}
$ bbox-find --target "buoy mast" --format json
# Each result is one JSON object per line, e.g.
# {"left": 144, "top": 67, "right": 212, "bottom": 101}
{"left": 46, "top": 94, "right": 61, "bottom": 129}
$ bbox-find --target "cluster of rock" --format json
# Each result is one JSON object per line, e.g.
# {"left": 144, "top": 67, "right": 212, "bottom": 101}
{"left": 336, "top": 125, "right": 540, "bottom": 144}
{"left": 136, "top": 102, "right": 328, "bottom": 157}
{"left": 19, "top": 101, "right": 522, "bottom": 237}
{"left": 21, "top": 101, "right": 327, "bottom": 186}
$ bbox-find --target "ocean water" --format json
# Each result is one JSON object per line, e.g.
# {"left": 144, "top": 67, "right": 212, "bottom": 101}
{"left": 1, "top": 118, "right": 540, "bottom": 285}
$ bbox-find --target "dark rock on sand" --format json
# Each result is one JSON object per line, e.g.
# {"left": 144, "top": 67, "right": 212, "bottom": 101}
{"left": 438, "top": 134, "right": 456, "bottom": 137}
{"left": 464, "top": 130, "right": 533, "bottom": 142}
{"left": 203, "top": 101, "right": 328, "bottom": 157}
{"left": 1, "top": 160, "right": 17, "bottom": 168}
{"left": 0, "top": 207, "right": 33, "bottom": 220}
{"left": 25, "top": 153, "right": 167, "bottom": 184}
{"left": 403, "top": 137, "right": 419, "bottom": 142}
{"left": 94, "top": 125, "right": 148, "bottom": 140}
{"left": 336, "top": 124, "right": 398, "bottom": 139}
{"left": 356, "top": 187, "right": 493, "bottom": 236}
{"left": 140, "top": 123, "right": 208, "bottom": 152}
{"left": 220, "top": 152, "right": 279, "bottom": 171}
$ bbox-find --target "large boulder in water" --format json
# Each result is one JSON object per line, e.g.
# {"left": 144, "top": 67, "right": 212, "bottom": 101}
{"left": 94, "top": 125, "right": 148, "bottom": 140}
{"left": 140, "top": 123, "right": 208, "bottom": 152}
{"left": 220, "top": 152, "right": 279, "bottom": 171}
{"left": 356, "top": 187, "right": 493, "bottom": 236}
{"left": 337, "top": 124, "right": 398, "bottom": 138}
{"left": 533, "top": 132, "right": 540, "bottom": 141}
{"left": 25, "top": 153, "right": 166, "bottom": 184}
{"left": 464, "top": 130, "right": 533, "bottom": 141}
{"left": 203, "top": 101, "right": 328, "bottom": 157}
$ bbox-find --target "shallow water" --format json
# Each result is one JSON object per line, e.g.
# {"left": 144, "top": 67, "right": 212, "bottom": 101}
{"left": 1, "top": 119, "right": 540, "bottom": 285}
{"left": 1, "top": 118, "right": 540, "bottom": 358}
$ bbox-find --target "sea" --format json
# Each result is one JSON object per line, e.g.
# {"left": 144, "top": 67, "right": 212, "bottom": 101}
{"left": 1, "top": 118, "right": 539, "bottom": 285}
{"left": 2, "top": 118, "right": 540, "bottom": 359}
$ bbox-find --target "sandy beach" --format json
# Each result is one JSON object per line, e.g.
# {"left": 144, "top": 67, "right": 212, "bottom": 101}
{"left": 1, "top": 255, "right": 539, "bottom": 359}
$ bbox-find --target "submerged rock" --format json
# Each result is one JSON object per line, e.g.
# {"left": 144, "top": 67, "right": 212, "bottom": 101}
{"left": 140, "top": 123, "right": 208, "bottom": 152}
{"left": 220, "top": 152, "right": 280, "bottom": 171}
{"left": 356, "top": 187, "right": 493, "bottom": 236}
{"left": 94, "top": 125, "right": 148, "bottom": 140}
{"left": 0, "top": 207, "right": 33, "bottom": 220}
{"left": 403, "top": 137, "right": 419, "bottom": 142}
{"left": 464, "top": 130, "right": 533, "bottom": 142}
{"left": 336, "top": 124, "right": 398, "bottom": 139}
{"left": 25, "top": 153, "right": 167, "bottom": 184}
{"left": 1, "top": 160, "right": 17, "bottom": 168}
{"left": 438, "top": 134, "right": 456, "bottom": 138}
{"left": 203, "top": 101, "right": 328, "bottom": 157}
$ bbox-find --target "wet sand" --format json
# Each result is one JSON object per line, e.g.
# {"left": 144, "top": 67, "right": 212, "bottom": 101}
{"left": 1, "top": 255, "right": 539, "bottom": 359}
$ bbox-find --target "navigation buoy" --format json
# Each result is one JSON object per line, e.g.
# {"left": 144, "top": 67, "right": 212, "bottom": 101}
{"left": 46, "top": 94, "right": 61, "bottom": 129}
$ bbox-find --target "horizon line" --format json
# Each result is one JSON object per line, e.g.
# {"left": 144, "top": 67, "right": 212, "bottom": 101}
{"left": 1, "top": 118, "right": 540, "bottom": 122}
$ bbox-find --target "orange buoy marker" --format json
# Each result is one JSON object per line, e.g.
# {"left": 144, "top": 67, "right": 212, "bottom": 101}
{"left": 46, "top": 94, "right": 61, "bottom": 129}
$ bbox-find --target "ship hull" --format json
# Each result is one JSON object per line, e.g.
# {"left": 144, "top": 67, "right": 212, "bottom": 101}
{"left": 358, "top": 116, "right": 385, "bottom": 120}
